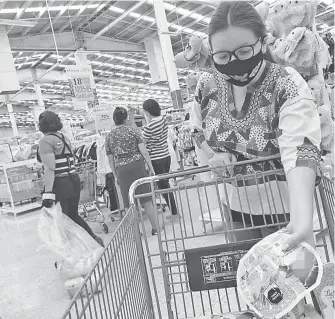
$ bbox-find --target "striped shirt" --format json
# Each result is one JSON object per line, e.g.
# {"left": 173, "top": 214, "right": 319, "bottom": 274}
{"left": 142, "top": 116, "right": 169, "bottom": 160}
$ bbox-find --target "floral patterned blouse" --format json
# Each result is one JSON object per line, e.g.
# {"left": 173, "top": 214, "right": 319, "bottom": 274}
{"left": 105, "top": 125, "right": 143, "bottom": 169}
{"left": 191, "top": 61, "right": 322, "bottom": 185}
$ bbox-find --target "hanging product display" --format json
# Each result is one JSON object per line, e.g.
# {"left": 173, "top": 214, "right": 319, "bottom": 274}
{"left": 94, "top": 105, "right": 115, "bottom": 132}
{"left": 66, "top": 65, "right": 99, "bottom": 112}
{"left": 66, "top": 66, "right": 94, "bottom": 101}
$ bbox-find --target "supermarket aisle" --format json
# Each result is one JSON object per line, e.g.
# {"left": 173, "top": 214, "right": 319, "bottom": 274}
{"left": 0, "top": 208, "right": 117, "bottom": 319}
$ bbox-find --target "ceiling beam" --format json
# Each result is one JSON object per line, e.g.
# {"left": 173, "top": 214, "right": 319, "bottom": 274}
{"left": 7, "top": 0, "right": 34, "bottom": 33}
{"left": 9, "top": 31, "right": 145, "bottom": 53}
{"left": 16, "top": 69, "right": 68, "bottom": 83}
{"left": 22, "top": 0, "right": 56, "bottom": 36}
{"left": 112, "top": 6, "right": 155, "bottom": 39}
{"left": 90, "top": 0, "right": 147, "bottom": 41}
{"left": 127, "top": 1, "right": 187, "bottom": 42}
{"left": 140, "top": 4, "right": 207, "bottom": 43}
{"left": 58, "top": 1, "right": 90, "bottom": 32}
{"left": 74, "top": 1, "right": 116, "bottom": 31}
{"left": 13, "top": 69, "right": 169, "bottom": 92}
{"left": 0, "top": 91, "right": 63, "bottom": 103}
{"left": 41, "top": 0, "right": 77, "bottom": 34}
{"left": 0, "top": 18, "right": 36, "bottom": 28}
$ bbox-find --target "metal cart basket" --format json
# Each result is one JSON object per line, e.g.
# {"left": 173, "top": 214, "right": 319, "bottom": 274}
{"left": 61, "top": 157, "right": 334, "bottom": 319}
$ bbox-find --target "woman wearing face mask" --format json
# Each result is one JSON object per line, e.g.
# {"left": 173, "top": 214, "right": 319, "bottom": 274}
{"left": 191, "top": 1, "right": 321, "bottom": 252}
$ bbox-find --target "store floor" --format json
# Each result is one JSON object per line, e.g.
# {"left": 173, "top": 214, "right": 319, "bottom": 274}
{"left": 0, "top": 174, "right": 332, "bottom": 319}
{"left": 0, "top": 207, "right": 118, "bottom": 319}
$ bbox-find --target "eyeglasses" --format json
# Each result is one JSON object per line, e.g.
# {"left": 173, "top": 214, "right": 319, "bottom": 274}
{"left": 211, "top": 37, "right": 263, "bottom": 65}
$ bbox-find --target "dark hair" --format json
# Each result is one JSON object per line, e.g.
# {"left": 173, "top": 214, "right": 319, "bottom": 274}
{"left": 208, "top": 1, "right": 275, "bottom": 62}
{"left": 38, "top": 111, "right": 63, "bottom": 133}
{"left": 185, "top": 113, "right": 190, "bottom": 121}
{"left": 113, "top": 107, "right": 128, "bottom": 125}
{"left": 143, "top": 99, "right": 161, "bottom": 117}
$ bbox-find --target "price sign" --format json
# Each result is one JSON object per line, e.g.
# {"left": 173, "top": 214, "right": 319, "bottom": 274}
{"left": 66, "top": 66, "right": 94, "bottom": 102}
{"left": 0, "top": 143, "right": 13, "bottom": 163}
{"left": 94, "top": 106, "right": 114, "bottom": 131}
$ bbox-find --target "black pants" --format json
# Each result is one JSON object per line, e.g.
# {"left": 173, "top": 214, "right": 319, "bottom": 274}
{"left": 152, "top": 156, "right": 178, "bottom": 215}
{"left": 53, "top": 174, "right": 95, "bottom": 238}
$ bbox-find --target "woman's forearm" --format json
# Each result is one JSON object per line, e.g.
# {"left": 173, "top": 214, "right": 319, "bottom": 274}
{"left": 286, "top": 167, "right": 316, "bottom": 240}
{"left": 142, "top": 150, "right": 154, "bottom": 172}
{"left": 199, "top": 140, "right": 215, "bottom": 156}
{"left": 43, "top": 168, "right": 55, "bottom": 193}
{"left": 107, "top": 155, "right": 116, "bottom": 174}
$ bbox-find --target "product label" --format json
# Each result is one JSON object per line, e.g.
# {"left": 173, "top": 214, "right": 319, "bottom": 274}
{"left": 264, "top": 282, "right": 283, "bottom": 305}
{"left": 321, "top": 286, "right": 334, "bottom": 309}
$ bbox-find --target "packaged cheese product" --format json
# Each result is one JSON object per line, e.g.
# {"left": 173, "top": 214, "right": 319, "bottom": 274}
{"left": 237, "top": 230, "right": 323, "bottom": 319}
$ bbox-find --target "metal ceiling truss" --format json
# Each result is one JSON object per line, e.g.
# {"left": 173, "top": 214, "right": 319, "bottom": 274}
{"left": 0, "top": 0, "right": 333, "bottom": 122}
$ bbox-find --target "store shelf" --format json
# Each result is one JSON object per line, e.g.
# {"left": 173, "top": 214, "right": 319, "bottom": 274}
{"left": 0, "top": 201, "right": 41, "bottom": 215}
{"left": 0, "top": 159, "right": 37, "bottom": 169}
{"left": 0, "top": 159, "right": 40, "bottom": 216}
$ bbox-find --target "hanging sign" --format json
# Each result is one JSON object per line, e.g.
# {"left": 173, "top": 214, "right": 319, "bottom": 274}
{"left": 94, "top": 106, "right": 114, "bottom": 131}
{"left": 73, "top": 99, "right": 88, "bottom": 111}
{"left": 61, "top": 119, "right": 75, "bottom": 143}
{"left": 66, "top": 66, "right": 94, "bottom": 102}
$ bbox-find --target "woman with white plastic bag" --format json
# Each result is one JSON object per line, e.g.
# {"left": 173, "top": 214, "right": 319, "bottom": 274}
{"left": 38, "top": 203, "right": 104, "bottom": 281}
{"left": 36, "top": 111, "right": 104, "bottom": 249}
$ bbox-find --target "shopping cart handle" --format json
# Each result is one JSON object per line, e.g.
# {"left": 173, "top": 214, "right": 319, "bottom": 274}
{"left": 156, "top": 166, "right": 209, "bottom": 178}
{"left": 155, "top": 155, "right": 281, "bottom": 179}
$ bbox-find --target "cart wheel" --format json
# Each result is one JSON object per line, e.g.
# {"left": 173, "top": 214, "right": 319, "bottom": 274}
{"left": 102, "top": 223, "right": 109, "bottom": 233}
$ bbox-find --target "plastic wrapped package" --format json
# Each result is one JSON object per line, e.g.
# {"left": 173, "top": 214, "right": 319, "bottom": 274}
{"left": 37, "top": 203, "right": 104, "bottom": 269}
{"left": 64, "top": 274, "right": 101, "bottom": 299}
{"left": 237, "top": 230, "right": 323, "bottom": 319}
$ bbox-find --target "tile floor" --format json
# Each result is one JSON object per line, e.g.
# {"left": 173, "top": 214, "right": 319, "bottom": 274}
{"left": 0, "top": 206, "right": 118, "bottom": 319}
{"left": 0, "top": 173, "right": 333, "bottom": 319}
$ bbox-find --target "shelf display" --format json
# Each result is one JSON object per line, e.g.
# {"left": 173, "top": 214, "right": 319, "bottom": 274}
{"left": 0, "top": 159, "right": 41, "bottom": 216}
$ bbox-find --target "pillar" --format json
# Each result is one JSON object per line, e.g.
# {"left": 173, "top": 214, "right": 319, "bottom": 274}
{"left": 0, "top": 26, "right": 21, "bottom": 136}
{"left": 153, "top": 0, "right": 183, "bottom": 109}
{"left": 32, "top": 69, "right": 46, "bottom": 131}
{"left": 0, "top": 26, "right": 20, "bottom": 95}
{"left": 6, "top": 101, "right": 18, "bottom": 136}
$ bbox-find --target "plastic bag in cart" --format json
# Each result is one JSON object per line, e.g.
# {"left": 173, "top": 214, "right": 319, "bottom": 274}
{"left": 37, "top": 203, "right": 104, "bottom": 267}
{"left": 237, "top": 229, "right": 323, "bottom": 319}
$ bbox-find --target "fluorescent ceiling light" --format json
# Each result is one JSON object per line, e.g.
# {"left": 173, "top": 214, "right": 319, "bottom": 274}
{"left": 0, "top": 4, "right": 98, "bottom": 14}
{"left": 0, "top": 18, "right": 36, "bottom": 27}
{"left": 321, "top": 0, "right": 334, "bottom": 5}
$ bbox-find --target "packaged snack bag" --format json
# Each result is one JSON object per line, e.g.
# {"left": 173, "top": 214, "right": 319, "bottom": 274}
{"left": 237, "top": 229, "right": 323, "bottom": 319}
{"left": 313, "top": 262, "right": 334, "bottom": 319}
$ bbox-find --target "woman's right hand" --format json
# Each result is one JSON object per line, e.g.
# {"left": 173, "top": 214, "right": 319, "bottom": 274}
{"left": 149, "top": 167, "right": 155, "bottom": 176}
{"left": 208, "top": 152, "right": 237, "bottom": 176}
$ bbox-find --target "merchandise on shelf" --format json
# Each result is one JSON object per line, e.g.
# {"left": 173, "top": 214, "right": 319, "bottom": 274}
{"left": 0, "top": 160, "right": 40, "bottom": 203}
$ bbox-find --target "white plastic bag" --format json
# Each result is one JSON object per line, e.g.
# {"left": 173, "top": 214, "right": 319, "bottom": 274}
{"left": 237, "top": 229, "right": 323, "bottom": 319}
{"left": 37, "top": 203, "right": 103, "bottom": 266}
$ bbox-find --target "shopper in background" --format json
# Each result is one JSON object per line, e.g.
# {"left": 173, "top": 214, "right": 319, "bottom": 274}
{"left": 37, "top": 111, "right": 104, "bottom": 247}
{"left": 106, "top": 107, "right": 159, "bottom": 235}
{"left": 142, "top": 99, "right": 180, "bottom": 221}
{"left": 191, "top": 1, "right": 321, "bottom": 254}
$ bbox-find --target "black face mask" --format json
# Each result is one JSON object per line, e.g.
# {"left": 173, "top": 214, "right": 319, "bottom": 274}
{"left": 214, "top": 50, "right": 264, "bottom": 87}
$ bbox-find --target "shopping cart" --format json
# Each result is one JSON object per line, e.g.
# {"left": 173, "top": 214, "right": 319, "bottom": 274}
{"left": 60, "top": 156, "right": 334, "bottom": 319}
{"left": 34, "top": 161, "right": 109, "bottom": 234}
{"left": 76, "top": 161, "right": 109, "bottom": 233}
